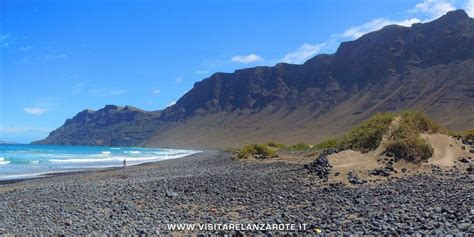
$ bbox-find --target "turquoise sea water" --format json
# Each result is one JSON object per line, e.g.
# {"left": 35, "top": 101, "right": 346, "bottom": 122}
{"left": 0, "top": 144, "right": 200, "bottom": 180}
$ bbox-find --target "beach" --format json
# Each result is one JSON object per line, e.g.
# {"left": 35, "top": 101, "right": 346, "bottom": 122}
{"left": 0, "top": 151, "right": 472, "bottom": 235}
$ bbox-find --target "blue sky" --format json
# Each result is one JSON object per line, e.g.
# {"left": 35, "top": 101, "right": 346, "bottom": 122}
{"left": 1, "top": 0, "right": 474, "bottom": 143}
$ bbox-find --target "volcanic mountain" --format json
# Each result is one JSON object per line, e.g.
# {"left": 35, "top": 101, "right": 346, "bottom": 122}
{"left": 34, "top": 10, "right": 474, "bottom": 149}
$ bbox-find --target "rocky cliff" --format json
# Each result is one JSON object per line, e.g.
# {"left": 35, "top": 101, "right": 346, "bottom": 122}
{"left": 35, "top": 10, "right": 474, "bottom": 148}
{"left": 34, "top": 105, "right": 163, "bottom": 146}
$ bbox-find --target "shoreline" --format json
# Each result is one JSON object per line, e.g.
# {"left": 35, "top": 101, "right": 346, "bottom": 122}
{"left": 0, "top": 150, "right": 206, "bottom": 186}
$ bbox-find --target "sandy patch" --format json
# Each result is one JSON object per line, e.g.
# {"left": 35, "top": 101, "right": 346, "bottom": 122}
{"left": 327, "top": 150, "right": 384, "bottom": 185}
{"left": 326, "top": 133, "right": 473, "bottom": 185}
{"left": 422, "top": 133, "right": 472, "bottom": 168}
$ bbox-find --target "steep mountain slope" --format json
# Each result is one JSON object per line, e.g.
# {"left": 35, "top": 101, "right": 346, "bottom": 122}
{"left": 145, "top": 10, "right": 474, "bottom": 148}
{"left": 35, "top": 10, "right": 474, "bottom": 148}
{"left": 161, "top": 10, "right": 474, "bottom": 121}
{"left": 34, "top": 105, "right": 164, "bottom": 146}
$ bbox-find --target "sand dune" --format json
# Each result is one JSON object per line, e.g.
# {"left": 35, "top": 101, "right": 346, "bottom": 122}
{"left": 422, "top": 134, "right": 470, "bottom": 167}
{"left": 324, "top": 133, "right": 472, "bottom": 185}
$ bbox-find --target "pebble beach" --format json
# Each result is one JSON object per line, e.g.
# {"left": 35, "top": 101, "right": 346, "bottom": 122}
{"left": 0, "top": 151, "right": 473, "bottom": 235}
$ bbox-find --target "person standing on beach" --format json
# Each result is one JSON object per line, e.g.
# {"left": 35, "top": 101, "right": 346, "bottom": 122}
{"left": 123, "top": 159, "right": 126, "bottom": 169}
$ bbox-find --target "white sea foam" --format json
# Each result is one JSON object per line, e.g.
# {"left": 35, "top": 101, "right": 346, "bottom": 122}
{"left": 0, "top": 172, "right": 48, "bottom": 180}
{"left": 87, "top": 151, "right": 113, "bottom": 157}
{"left": 0, "top": 170, "right": 82, "bottom": 180}
{"left": 0, "top": 157, "right": 10, "bottom": 165}
{"left": 127, "top": 151, "right": 141, "bottom": 154}
{"left": 40, "top": 154, "right": 79, "bottom": 158}
{"left": 0, "top": 145, "right": 201, "bottom": 180}
{"left": 48, "top": 153, "right": 194, "bottom": 164}
{"left": 49, "top": 156, "right": 156, "bottom": 163}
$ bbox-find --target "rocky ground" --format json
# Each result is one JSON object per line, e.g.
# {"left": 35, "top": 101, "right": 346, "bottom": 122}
{"left": 0, "top": 151, "right": 473, "bottom": 235}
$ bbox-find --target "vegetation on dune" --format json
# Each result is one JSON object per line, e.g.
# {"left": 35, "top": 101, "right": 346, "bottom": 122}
{"left": 233, "top": 111, "right": 446, "bottom": 163}
{"left": 288, "top": 142, "right": 311, "bottom": 151}
{"left": 451, "top": 129, "right": 474, "bottom": 141}
{"left": 235, "top": 144, "right": 277, "bottom": 160}
{"left": 339, "top": 111, "right": 441, "bottom": 162}
{"left": 396, "top": 111, "right": 442, "bottom": 135}
{"left": 448, "top": 131, "right": 461, "bottom": 138}
{"left": 341, "top": 112, "right": 395, "bottom": 152}
{"left": 266, "top": 141, "right": 286, "bottom": 149}
{"left": 386, "top": 111, "right": 440, "bottom": 162}
{"left": 313, "top": 138, "right": 340, "bottom": 150}
{"left": 462, "top": 129, "right": 474, "bottom": 140}
{"left": 234, "top": 141, "right": 315, "bottom": 160}
{"left": 385, "top": 136, "right": 434, "bottom": 162}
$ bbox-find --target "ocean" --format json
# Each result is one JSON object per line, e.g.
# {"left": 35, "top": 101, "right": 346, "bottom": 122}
{"left": 0, "top": 144, "right": 200, "bottom": 180}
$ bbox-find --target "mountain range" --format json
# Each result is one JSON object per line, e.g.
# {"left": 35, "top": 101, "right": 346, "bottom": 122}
{"left": 34, "top": 10, "right": 474, "bottom": 149}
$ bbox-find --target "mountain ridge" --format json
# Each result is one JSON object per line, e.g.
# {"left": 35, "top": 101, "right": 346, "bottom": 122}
{"left": 34, "top": 10, "right": 474, "bottom": 148}
{"left": 34, "top": 105, "right": 164, "bottom": 146}
{"left": 160, "top": 10, "right": 473, "bottom": 120}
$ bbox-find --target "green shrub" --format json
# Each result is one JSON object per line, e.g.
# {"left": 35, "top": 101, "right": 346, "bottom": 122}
{"left": 341, "top": 112, "right": 395, "bottom": 151}
{"left": 448, "top": 131, "right": 461, "bottom": 138}
{"left": 235, "top": 144, "right": 277, "bottom": 159}
{"left": 382, "top": 111, "right": 440, "bottom": 162}
{"left": 266, "top": 141, "right": 285, "bottom": 149}
{"left": 288, "top": 142, "right": 311, "bottom": 151}
{"left": 338, "top": 111, "right": 439, "bottom": 162}
{"left": 461, "top": 129, "right": 474, "bottom": 140}
{"left": 397, "top": 111, "right": 441, "bottom": 135}
{"left": 385, "top": 136, "right": 433, "bottom": 163}
{"left": 313, "top": 138, "right": 340, "bottom": 150}
{"left": 464, "top": 130, "right": 474, "bottom": 140}
{"left": 448, "top": 129, "right": 474, "bottom": 141}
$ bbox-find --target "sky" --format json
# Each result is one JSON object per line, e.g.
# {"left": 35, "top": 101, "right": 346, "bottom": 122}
{"left": 1, "top": 0, "right": 474, "bottom": 143}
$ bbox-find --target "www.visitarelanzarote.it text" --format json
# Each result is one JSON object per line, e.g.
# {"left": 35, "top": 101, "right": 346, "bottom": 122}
{"left": 165, "top": 223, "right": 310, "bottom": 231}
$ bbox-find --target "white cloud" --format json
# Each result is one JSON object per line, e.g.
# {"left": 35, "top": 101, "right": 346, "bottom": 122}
{"left": 166, "top": 101, "right": 176, "bottom": 107}
{"left": 466, "top": 0, "right": 474, "bottom": 17}
{"left": 231, "top": 53, "right": 263, "bottom": 64}
{"left": 341, "top": 18, "right": 422, "bottom": 39}
{"left": 24, "top": 107, "right": 47, "bottom": 116}
{"left": 413, "top": 0, "right": 455, "bottom": 19}
{"left": 176, "top": 77, "right": 183, "bottom": 83}
{"left": 282, "top": 43, "right": 326, "bottom": 64}
{"left": 152, "top": 89, "right": 161, "bottom": 94}
{"left": 280, "top": 0, "right": 461, "bottom": 63}
{"left": 0, "top": 33, "right": 14, "bottom": 48}
{"left": 19, "top": 46, "right": 32, "bottom": 51}
{"left": 0, "top": 125, "right": 51, "bottom": 133}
